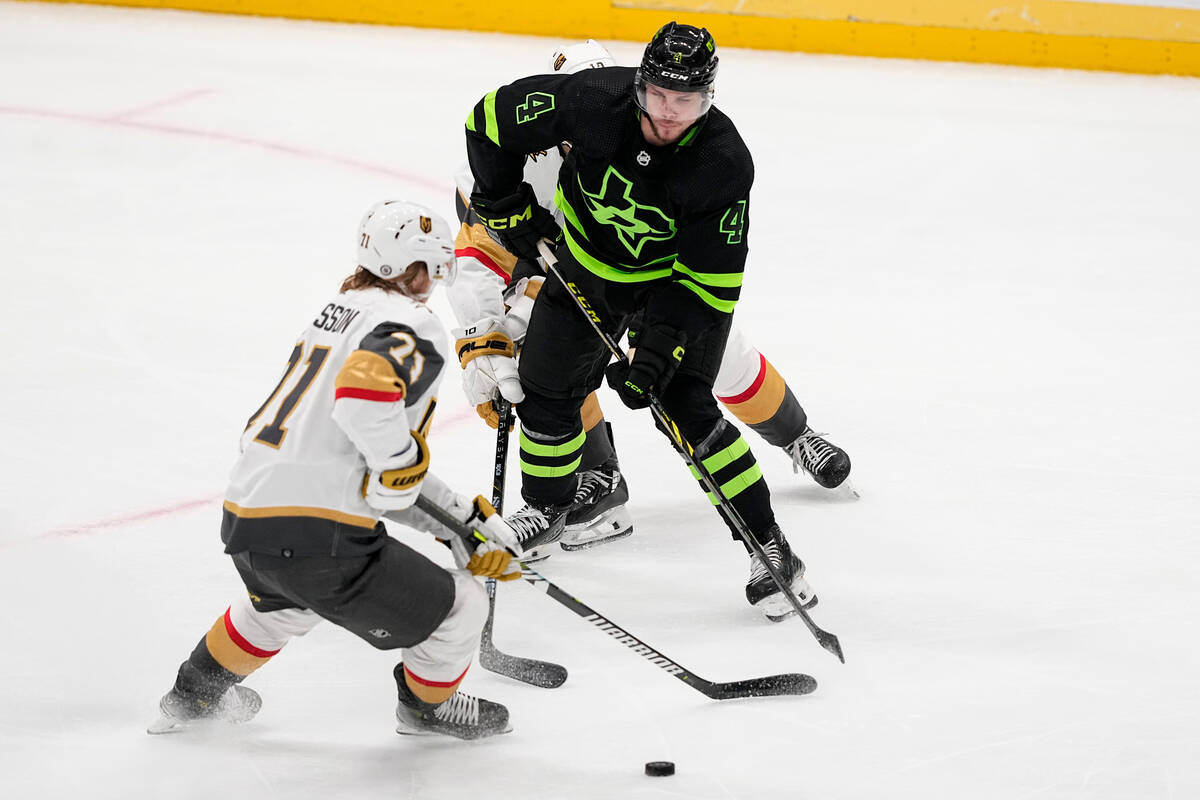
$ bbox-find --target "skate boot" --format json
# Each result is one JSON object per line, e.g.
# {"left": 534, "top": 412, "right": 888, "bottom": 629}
{"left": 786, "top": 427, "right": 851, "bottom": 489}
{"left": 745, "top": 525, "right": 818, "bottom": 622}
{"left": 560, "top": 459, "right": 634, "bottom": 551}
{"left": 146, "top": 684, "right": 262, "bottom": 735}
{"left": 505, "top": 501, "right": 568, "bottom": 563}
{"left": 394, "top": 665, "right": 511, "bottom": 740}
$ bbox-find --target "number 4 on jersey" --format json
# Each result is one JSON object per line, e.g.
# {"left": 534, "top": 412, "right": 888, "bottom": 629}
{"left": 720, "top": 200, "right": 747, "bottom": 245}
{"left": 516, "top": 92, "right": 555, "bottom": 124}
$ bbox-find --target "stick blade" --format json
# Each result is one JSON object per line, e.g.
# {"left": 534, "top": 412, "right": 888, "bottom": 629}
{"left": 818, "top": 631, "right": 846, "bottom": 663}
{"left": 702, "top": 672, "right": 817, "bottom": 700}
{"left": 480, "top": 650, "right": 569, "bottom": 688}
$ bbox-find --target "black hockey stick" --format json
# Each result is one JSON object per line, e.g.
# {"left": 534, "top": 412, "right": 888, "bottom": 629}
{"left": 536, "top": 241, "right": 844, "bottom": 663}
{"left": 416, "top": 493, "right": 815, "bottom": 700}
{"left": 477, "top": 399, "right": 568, "bottom": 689}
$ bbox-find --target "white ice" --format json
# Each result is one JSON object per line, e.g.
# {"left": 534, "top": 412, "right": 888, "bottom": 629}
{"left": 1, "top": 3, "right": 1199, "bottom": 798}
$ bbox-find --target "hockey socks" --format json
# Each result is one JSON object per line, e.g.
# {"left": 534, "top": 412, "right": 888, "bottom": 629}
{"left": 690, "top": 420, "right": 775, "bottom": 538}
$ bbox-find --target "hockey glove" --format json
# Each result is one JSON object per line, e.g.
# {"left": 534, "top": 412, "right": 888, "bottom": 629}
{"left": 362, "top": 431, "right": 430, "bottom": 511}
{"left": 446, "top": 496, "right": 522, "bottom": 581}
{"left": 500, "top": 274, "right": 544, "bottom": 346}
{"left": 455, "top": 317, "right": 524, "bottom": 428}
{"left": 604, "top": 324, "right": 687, "bottom": 410}
{"left": 470, "top": 182, "right": 561, "bottom": 262}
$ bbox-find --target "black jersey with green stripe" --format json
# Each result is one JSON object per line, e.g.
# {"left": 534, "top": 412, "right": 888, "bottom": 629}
{"left": 465, "top": 66, "right": 753, "bottom": 325}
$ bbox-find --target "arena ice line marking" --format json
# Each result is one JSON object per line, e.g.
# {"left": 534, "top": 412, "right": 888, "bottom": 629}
{"left": 0, "top": 104, "right": 444, "bottom": 192}
{"left": 2, "top": 99, "right": 475, "bottom": 542}
{"left": 104, "top": 88, "right": 215, "bottom": 122}
{"left": 41, "top": 495, "right": 224, "bottom": 539}
{"left": 26, "top": 383, "right": 478, "bottom": 539}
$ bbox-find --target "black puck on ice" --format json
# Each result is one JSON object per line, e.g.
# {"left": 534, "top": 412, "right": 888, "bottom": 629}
{"left": 645, "top": 761, "right": 675, "bottom": 777}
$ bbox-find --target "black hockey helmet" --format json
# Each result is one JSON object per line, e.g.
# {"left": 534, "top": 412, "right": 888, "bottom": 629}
{"left": 634, "top": 22, "right": 718, "bottom": 117}
{"left": 638, "top": 22, "right": 718, "bottom": 91}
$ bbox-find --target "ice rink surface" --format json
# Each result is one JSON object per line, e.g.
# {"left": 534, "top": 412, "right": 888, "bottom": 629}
{"left": 2, "top": 2, "right": 1199, "bottom": 797}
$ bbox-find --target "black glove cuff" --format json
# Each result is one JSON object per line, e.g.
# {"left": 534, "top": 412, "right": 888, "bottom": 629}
{"left": 632, "top": 324, "right": 687, "bottom": 367}
{"left": 470, "top": 182, "right": 534, "bottom": 225}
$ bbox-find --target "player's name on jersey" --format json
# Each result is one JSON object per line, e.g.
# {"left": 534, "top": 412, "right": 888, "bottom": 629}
{"left": 312, "top": 303, "right": 362, "bottom": 334}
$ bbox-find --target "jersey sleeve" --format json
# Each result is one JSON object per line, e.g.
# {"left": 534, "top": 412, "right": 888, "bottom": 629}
{"left": 447, "top": 147, "right": 564, "bottom": 328}
{"left": 465, "top": 73, "right": 581, "bottom": 198}
{"left": 648, "top": 158, "right": 753, "bottom": 335}
{"left": 330, "top": 319, "right": 444, "bottom": 471}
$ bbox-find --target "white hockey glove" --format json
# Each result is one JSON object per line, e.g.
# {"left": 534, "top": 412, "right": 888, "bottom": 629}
{"left": 447, "top": 496, "right": 522, "bottom": 582}
{"left": 361, "top": 431, "right": 430, "bottom": 512}
{"left": 501, "top": 275, "right": 544, "bottom": 345}
{"left": 454, "top": 317, "right": 524, "bottom": 429}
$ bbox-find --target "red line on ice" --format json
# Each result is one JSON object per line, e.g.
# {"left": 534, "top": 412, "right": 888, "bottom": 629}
{"left": 42, "top": 495, "right": 223, "bottom": 539}
{"left": 38, "top": 407, "right": 477, "bottom": 539}
{"left": 0, "top": 104, "right": 443, "bottom": 191}
{"left": 105, "top": 88, "right": 215, "bottom": 121}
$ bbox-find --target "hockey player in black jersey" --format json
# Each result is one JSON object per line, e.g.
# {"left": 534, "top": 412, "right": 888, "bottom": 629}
{"left": 449, "top": 41, "right": 853, "bottom": 564}
{"left": 464, "top": 22, "right": 821, "bottom": 619}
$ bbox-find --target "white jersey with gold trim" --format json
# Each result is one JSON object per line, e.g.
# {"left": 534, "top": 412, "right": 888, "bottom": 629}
{"left": 225, "top": 286, "right": 448, "bottom": 528}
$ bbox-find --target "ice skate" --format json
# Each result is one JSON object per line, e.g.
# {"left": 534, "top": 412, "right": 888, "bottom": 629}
{"left": 394, "top": 666, "right": 511, "bottom": 740}
{"left": 745, "top": 525, "right": 817, "bottom": 622}
{"left": 560, "top": 461, "right": 633, "bottom": 551}
{"left": 505, "top": 501, "right": 568, "bottom": 563}
{"left": 786, "top": 427, "right": 852, "bottom": 491}
{"left": 146, "top": 684, "right": 262, "bottom": 735}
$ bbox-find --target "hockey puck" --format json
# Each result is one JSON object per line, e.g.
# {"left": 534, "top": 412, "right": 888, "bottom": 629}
{"left": 644, "top": 761, "right": 675, "bottom": 777}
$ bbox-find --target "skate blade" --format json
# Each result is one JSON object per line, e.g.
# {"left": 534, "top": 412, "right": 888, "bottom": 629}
{"left": 395, "top": 722, "right": 514, "bottom": 738}
{"left": 395, "top": 723, "right": 435, "bottom": 737}
{"left": 834, "top": 478, "right": 860, "bottom": 500}
{"left": 560, "top": 525, "right": 633, "bottom": 552}
{"left": 147, "top": 717, "right": 185, "bottom": 735}
{"left": 758, "top": 594, "right": 818, "bottom": 622}
{"left": 147, "top": 715, "right": 190, "bottom": 735}
{"left": 519, "top": 547, "right": 553, "bottom": 564}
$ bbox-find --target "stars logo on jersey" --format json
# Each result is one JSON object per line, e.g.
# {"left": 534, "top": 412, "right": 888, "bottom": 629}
{"left": 580, "top": 166, "right": 675, "bottom": 259}
{"left": 636, "top": 150, "right": 651, "bottom": 166}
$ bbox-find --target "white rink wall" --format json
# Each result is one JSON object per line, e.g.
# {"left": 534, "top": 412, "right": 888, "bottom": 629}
{"left": 1, "top": 3, "right": 1199, "bottom": 799}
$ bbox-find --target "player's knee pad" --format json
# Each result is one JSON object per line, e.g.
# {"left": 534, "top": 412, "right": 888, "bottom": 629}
{"left": 659, "top": 375, "right": 722, "bottom": 443}
{"left": 227, "top": 592, "right": 321, "bottom": 652}
{"left": 515, "top": 390, "right": 585, "bottom": 438}
{"left": 204, "top": 599, "right": 315, "bottom": 679}
{"left": 401, "top": 571, "right": 488, "bottom": 683}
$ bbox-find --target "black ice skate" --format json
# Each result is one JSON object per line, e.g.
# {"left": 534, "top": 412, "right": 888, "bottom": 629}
{"left": 146, "top": 684, "right": 262, "bottom": 735}
{"left": 786, "top": 427, "right": 852, "bottom": 489}
{"left": 506, "top": 501, "right": 568, "bottom": 563}
{"left": 560, "top": 460, "right": 634, "bottom": 551}
{"left": 745, "top": 526, "right": 818, "bottom": 622}
{"left": 394, "top": 665, "right": 511, "bottom": 740}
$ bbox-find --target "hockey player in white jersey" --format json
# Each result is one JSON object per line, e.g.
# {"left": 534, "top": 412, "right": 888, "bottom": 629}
{"left": 446, "top": 40, "right": 853, "bottom": 567}
{"left": 148, "top": 201, "right": 523, "bottom": 741}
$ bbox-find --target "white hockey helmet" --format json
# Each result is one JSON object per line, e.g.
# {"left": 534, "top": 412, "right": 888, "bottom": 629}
{"left": 549, "top": 39, "right": 616, "bottom": 74}
{"left": 356, "top": 200, "right": 456, "bottom": 292}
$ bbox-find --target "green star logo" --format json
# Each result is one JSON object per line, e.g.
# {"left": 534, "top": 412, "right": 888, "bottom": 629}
{"left": 580, "top": 167, "right": 675, "bottom": 259}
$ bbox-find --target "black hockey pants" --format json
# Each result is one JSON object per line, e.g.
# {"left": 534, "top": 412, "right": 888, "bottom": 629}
{"left": 516, "top": 246, "right": 776, "bottom": 541}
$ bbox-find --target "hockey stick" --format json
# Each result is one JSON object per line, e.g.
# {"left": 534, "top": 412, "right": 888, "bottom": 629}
{"left": 416, "top": 493, "right": 816, "bottom": 700}
{"left": 536, "top": 240, "right": 844, "bottom": 663}
{"left": 477, "top": 399, "right": 569, "bottom": 689}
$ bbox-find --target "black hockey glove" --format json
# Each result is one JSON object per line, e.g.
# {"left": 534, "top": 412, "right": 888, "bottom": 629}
{"left": 605, "top": 324, "right": 687, "bottom": 410}
{"left": 470, "top": 182, "right": 561, "bottom": 262}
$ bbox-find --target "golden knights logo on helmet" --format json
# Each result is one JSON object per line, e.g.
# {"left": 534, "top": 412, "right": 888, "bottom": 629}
{"left": 554, "top": 54, "right": 567, "bottom": 71}
{"left": 419, "top": 216, "right": 432, "bottom": 233}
